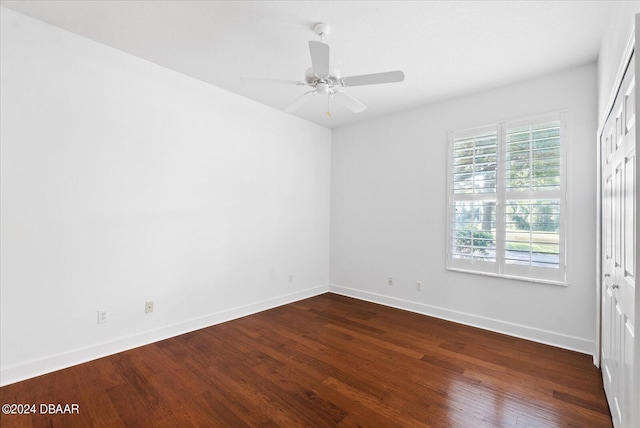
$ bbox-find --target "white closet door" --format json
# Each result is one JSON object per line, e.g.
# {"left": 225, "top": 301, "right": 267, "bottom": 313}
{"left": 601, "top": 52, "right": 637, "bottom": 428}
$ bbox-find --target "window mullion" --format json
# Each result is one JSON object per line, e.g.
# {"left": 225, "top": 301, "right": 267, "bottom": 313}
{"left": 496, "top": 123, "right": 506, "bottom": 275}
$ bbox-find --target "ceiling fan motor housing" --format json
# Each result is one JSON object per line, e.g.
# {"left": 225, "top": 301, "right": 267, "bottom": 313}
{"left": 305, "top": 66, "right": 340, "bottom": 87}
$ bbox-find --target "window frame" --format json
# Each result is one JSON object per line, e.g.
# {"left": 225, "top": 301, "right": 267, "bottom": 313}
{"left": 446, "top": 112, "right": 568, "bottom": 286}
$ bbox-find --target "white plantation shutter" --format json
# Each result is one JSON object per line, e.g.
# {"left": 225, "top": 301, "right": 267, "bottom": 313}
{"left": 449, "top": 126, "right": 499, "bottom": 274}
{"left": 452, "top": 130, "right": 498, "bottom": 196}
{"left": 447, "top": 113, "right": 567, "bottom": 285}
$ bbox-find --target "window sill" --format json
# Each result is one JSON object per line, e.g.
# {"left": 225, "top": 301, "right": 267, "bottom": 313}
{"left": 445, "top": 267, "right": 568, "bottom": 287}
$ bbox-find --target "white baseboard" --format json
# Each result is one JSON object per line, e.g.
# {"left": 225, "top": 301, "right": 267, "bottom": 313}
{"left": 0, "top": 284, "right": 329, "bottom": 387}
{"left": 329, "top": 284, "right": 595, "bottom": 356}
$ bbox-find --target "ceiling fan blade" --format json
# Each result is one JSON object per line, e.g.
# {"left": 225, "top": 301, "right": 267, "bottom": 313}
{"left": 241, "top": 77, "right": 306, "bottom": 85}
{"left": 309, "top": 41, "right": 330, "bottom": 77}
{"left": 341, "top": 70, "right": 405, "bottom": 87}
{"left": 284, "top": 91, "right": 316, "bottom": 113}
{"left": 332, "top": 90, "right": 366, "bottom": 113}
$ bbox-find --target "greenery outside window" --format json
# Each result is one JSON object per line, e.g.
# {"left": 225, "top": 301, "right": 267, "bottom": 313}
{"left": 446, "top": 113, "right": 567, "bottom": 285}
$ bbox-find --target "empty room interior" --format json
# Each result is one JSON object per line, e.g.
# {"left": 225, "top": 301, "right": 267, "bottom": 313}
{"left": 1, "top": 1, "right": 639, "bottom": 427}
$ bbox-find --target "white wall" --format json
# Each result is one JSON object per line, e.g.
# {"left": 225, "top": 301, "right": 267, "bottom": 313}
{"left": 0, "top": 8, "right": 331, "bottom": 385}
{"left": 330, "top": 63, "right": 598, "bottom": 354}
{"left": 598, "top": 3, "right": 639, "bottom": 122}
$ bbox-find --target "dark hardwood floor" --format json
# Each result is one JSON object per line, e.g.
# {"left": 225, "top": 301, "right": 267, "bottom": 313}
{"left": 0, "top": 293, "right": 612, "bottom": 427}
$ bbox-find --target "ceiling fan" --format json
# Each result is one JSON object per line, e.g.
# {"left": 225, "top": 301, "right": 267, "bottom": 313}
{"left": 249, "top": 23, "right": 405, "bottom": 117}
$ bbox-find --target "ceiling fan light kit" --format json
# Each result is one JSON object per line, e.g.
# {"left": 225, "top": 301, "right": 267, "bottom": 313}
{"left": 250, "top": 22, "right": 405, "bottom": 118}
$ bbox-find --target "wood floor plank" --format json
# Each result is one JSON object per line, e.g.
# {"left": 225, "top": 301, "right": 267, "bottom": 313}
{"left": 0, "top": 293, "right": 612, "bottom": 427}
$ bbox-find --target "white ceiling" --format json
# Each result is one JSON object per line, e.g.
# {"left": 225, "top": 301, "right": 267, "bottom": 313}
{"left": 1, "top": 0, "right": 618, "bottom": 128}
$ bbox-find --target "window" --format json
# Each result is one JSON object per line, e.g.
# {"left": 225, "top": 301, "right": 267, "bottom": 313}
{"left": 446, "top": 113, "right": 567, "bottom": 284}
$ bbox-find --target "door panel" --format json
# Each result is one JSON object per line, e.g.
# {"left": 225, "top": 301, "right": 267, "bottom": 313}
{"left": 624, "top": 153, "right": 635, "bottom": 278}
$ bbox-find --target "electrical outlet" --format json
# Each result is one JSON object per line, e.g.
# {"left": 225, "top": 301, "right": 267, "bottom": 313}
{"left": 388, "top": 277, "right": 394, "bottom": 286}
{"left": 416, "top": 281, "right": 423, "bottom": 291}
{"left": 145, "top": 301, "right": 154, "bottom": 314}
{"left": 97, "top": 310, "right": 108, "bottom": 324}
